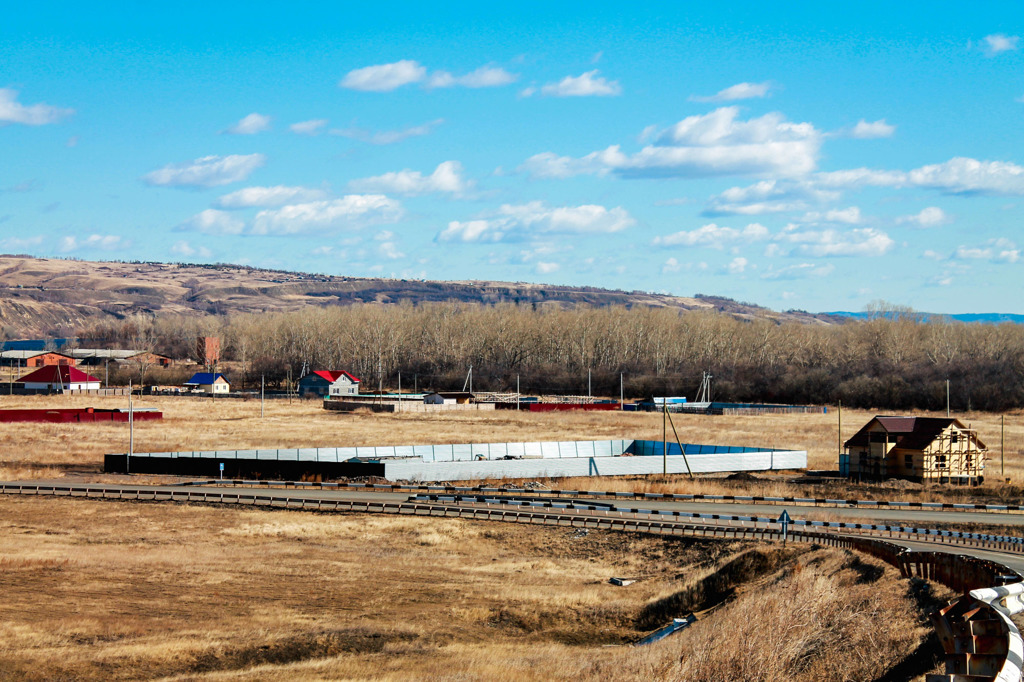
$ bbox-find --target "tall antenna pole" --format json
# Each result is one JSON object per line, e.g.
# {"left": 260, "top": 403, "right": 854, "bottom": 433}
{"left": 128, "top": 379, "right": 134, "bottom": 472}
{"left": 662, "top": 403, "right": 668, "bottom": 476}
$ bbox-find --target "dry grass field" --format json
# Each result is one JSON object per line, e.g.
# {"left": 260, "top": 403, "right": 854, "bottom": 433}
{"left": 1, "top": 392, "right": 1023, "bottom": 502}
{"left": 0, "top": 495, "right": 941, "bottom": 681}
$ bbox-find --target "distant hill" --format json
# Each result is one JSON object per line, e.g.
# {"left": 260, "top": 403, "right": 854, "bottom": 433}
{"left": 828, "top": 311, "right": 1024, "bottom": 325}
{"left": 0, "top": 255, "right": 840, "bottom": 337}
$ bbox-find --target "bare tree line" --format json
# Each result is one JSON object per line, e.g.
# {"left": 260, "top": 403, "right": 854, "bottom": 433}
{"left": 78, "top": 303, "right": 1024, "bottom": 410}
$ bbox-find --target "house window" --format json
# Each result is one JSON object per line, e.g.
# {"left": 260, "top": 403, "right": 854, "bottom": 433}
{"left": 950, "top": 434, "right": 959, "bottom": 444}
{"left": 904, "top": 455, "right": 913, "bottom": 469}
{"left": 935, "top": 454, "right": 947, "bottom": 469}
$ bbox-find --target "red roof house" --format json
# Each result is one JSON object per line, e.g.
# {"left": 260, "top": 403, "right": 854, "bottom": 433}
{"left": 16, "top": 365, "right": 102, "bottom": 391}
{"left": 298, "top": 370, "right": 361, "bottom": 397}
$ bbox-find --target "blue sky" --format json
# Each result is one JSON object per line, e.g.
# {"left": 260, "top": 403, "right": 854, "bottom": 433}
{"left": 2, "top": 3, "right": 1023, "bottom": 313}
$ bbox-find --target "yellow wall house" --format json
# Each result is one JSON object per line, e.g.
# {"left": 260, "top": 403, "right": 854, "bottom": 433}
{"left": 841, "top": 416, "right": 986, "bottom": 484}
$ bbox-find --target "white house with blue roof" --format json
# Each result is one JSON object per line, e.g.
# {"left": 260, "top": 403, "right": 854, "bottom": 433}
{"left": 184, "top": 372, "right": 230, "bottom": 394}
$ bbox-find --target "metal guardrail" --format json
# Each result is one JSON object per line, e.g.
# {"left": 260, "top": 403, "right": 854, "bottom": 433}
{"left": 3, "top": 481, "right": 1023, "bottom": 680}
{"left": 181, "top": 478, "right": 1024, "bottom": 515}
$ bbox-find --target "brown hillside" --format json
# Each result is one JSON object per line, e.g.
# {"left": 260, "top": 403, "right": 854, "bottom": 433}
{"left": 0, "top": 256, "right": 839, "bottom": 337}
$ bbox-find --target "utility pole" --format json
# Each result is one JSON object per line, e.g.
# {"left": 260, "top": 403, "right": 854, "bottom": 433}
{"left": 838, "top": 400, "right": 842, "bottom": 460}
{"left": 588, "top": 369, "right": 591, "bottom": 398}
{"left": 946, "top": 379, "right": 950, "bottom": 417}
{"left": 620, "top": 373, "right": 624, "bottom": 411}
{"left": 516, "top": 374, "right": 520, "bottom": 411}
{"left": 398, "top": 372, "right": 402, "bottom": 412}
{"left": 128, "top": 379, "right": 134, "bottom": 473}
{"left": 662, "top": 403, "right": 668, "bottom": 477}
{"left": 260, "top": 375, "right": 265, "bottom": 419}
{"left": 1002, "top": 414, "right": 1006, "bottom": 478}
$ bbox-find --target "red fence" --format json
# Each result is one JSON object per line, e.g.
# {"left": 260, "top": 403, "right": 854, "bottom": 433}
{"left": 0, "top": 408, "right": 162, "bottom": 424}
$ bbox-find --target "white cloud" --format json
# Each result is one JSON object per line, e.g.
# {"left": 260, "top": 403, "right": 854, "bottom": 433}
{"left": 982, "top": 33, "right": 1019, "bottom": 56}
{"left": 690, "top": 81, "right": 772, "bottom": 103}
{"left": 802, "top": 206, "right": 863, "bottom": 224}
{"left": 726, "top": 257, "right": 749, "bottom": 274}
{"left": 348, "top": 161, "right": 469, "bottom": 196}
{"left": 439, "top": 201, "right": 635, "bottom": 243}
{"left": 215, "top": 185, "right": 328, "bottom": 209}
{"left": 0, "top": 235, "right": 44, "bottom": 250}
{"left": 653, "top": 222, "right": 770, "bottom": 249}
{"left": 178, "top": 209, "right": 246, "bottom": 235}
{"left": 0, "top": 88, "right": 73, "bottom": 126}
{"left": 521, "top": 107, "right": 821, "bottom": 179}
{"left": 535, "top": 262, "right": 560, "bottom": 274}
{"left": 225, "top": 113, "right": 271, "bottom": 135}
{"left": 58, "top": 234, "right": 128, "bottom": 252}
{"left": 537, "top": 70, "right": 622, "bottom": 97}
{"left": 954, "top": 238, "right": 1020, "bottom": 263}
{"left": 898, "top": 206, "right": 949, "bottom": 228}
{"left": 907, "top": 157, "right": 1024, "bottom": 195}
{"left": 704, "top": 179, "right": 839, "bottom": 215}
{"left": 662, "top": 257, "right": 682, "bottom": 273}
{"left": 377, "top": 240, "right": 405, "bottom": 260}
{"left": 761, "top": 263, "right": 835, "bottom": 280}
{"left": 849, "top": 119, "right": 895, "bottom": 139}
{"left": 330, "top": 119, "right": 443, "bottom": 145}
{"left": 427, "top": 66, "right": 517, "bottom": 89}
{"left": 340, "top": 60, "right": 426, "bottom": 91}
{"left": 170, "top": 240, "right": 213, "bottom": 259}
{"left": 251, "top": 195, "right": 403, "bottom": 235}
{"left": 143, "top": 154, "right": 266, "bottom": 188}
{"left": 290, "top": 119, "right": 328, "bottom": 135}
{"left": 776, "top": 225, "right": 894, "bottom": 257}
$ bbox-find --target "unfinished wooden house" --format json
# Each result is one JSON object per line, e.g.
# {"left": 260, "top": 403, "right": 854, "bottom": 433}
{"left": 840, "top": 416, "right": 986, "bottom": 484}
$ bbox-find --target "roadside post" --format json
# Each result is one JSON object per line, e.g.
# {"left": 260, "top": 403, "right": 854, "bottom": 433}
{"left": 778, "top": 509, "right": 791, "bottom": 546}
{"left": 219, "top": 462, "right": 224, "bottom": 480}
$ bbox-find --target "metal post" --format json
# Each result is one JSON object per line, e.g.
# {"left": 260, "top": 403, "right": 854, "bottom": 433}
{"left": 620, "top": 372, "right": 624, "bottom": 410}
{"left": 128, "top": 379, "right": 134, "bottom": 471}
{"left": 398, "top": 372, "right": 402, "bottom": 412}
{"left": 588, "top": 369, "right": 591, "bottom": 398}
{"left": 261, "top": 375, "right": 265, "bottom": 419}
{"left": 516, "top": 374, "right": 520, "bottom": 411}
{"left": 662, "top": 403, "right": 667, "bottom": 476}
{"left": 1002, "top": 414, "right": 1005, "bottom": 478}
{"left": 838, "top": 400, "right": 842, "bottom": 462}
{"left": 946, "top": 379, "right": 950, "bottom": 417}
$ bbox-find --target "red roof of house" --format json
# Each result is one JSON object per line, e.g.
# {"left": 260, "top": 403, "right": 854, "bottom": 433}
{"left": 16, "top": 365, "right": 100, "bottom": 384}
{"left": 309, "top": 370, "right": 360, "bottom": 383}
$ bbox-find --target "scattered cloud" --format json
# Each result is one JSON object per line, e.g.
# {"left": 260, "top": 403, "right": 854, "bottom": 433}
{"left": 58, "top": 234, "right": 128, "bottom": 252}
{"left": 776, "top": 225, "right": 894, "bottom": 257}
{"left": 533, "top": 70, "right": 622, "bottom": 97}
{"left": 340, "top": 60, "right": 427, "bottom": 91}
{"left": 690, "top": 81, "right": 772, "bottom": 103}
{"left": 177, "top": 209, "right": 246, "bottom": 235}
{"left": 0, "top": 88, "right": 73, "bottom": 126}
{"left": 982, "top": 33, "right": 1019, "bottom": 56}
{"left": 143, "top": 154, "right": 266, "bottom": 188}
{"left": 170, "top": 240, "right": 213, "bottom": 259}
{"left": 348, "top": 161, "right": 470, "bottom": 196}
{"left": 761, "top": 263, "right": 835, "bottom": 280}
{"left": 953, "top": 238, "right": 1020, "bottom": 263}
{"left": 0, "top": 235, "right": 44, "bottom": 250}
{"left": 535, "top": 261, "right": 560, "bottom": 274}
{"left": 251, "top": 195, "right": 403, "bottom": 235}
{"left": 290, "top": 119, "right": 328, "bottom": 136}
{"left": 704, "top": 180, "right": 838, "bottom": 216}
{"left": 439, "top": 201, "right": 635, "bottom": 242}
{"left": 907, "top": 157, "right": 1024, "bottom": 195}
{"left": 897, "top": 206, "right": 950, "bottom": 228}
{"left": 330, "top": 119, "right": 443, "bottom": 145}
{"left": 428, "top": 66, "right": 517, "bottom": 89}
{"left": 520, "top": 107, "right": 821, "bottom": 179}
{"left": 849, "top": 118, "right": 895, "bottom": 139}
{"left": 215, "top": 185, "right": 328, "bottom": 209}
{"left": 662, "top": 257, "right": 682, "bottom": 273}
{"left": 224, "top": 113, "right": 271, "bottom": 135}
{"left": 376, "top": 239, "right": 405, "bottom": 260}
{"left": 341, "top": 60, "right": 517, "bottom": 92}
{"left": 653, "top": 222, "right": 769, "bottom": 249}
{"left": 801, "top": 206, "right": 863, "bottom": 224}
{"left": 726, "top": 257, "right": 749, "bottom": 274}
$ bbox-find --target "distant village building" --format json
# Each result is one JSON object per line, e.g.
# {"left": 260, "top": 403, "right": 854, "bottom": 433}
{"left": 16, "top": 365, "right": 101, "bottom": 392}
{"left": 0, "top": 350, "right": 76, "bottom": 367}
{"left": 66, "top": 349, "right": 173, "bottom": 367}
{"left": 184, "top": 372, "right": 230, "bottom": 394}
{"left": 841, "top": 415, "right": 986, "bottom": 484}
{"left": 424, "top": 391, "right": 474, "bottom": 405}
{"left": 299, "top": 370, "right": 361, "bottom": 397}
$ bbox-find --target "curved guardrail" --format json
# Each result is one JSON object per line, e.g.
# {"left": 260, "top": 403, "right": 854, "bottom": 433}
{"left": 3, "top": 481, "right": 1024, "bottom": 680}
{"left": 182, "top": 478, "right": 1024, "bottom": 515}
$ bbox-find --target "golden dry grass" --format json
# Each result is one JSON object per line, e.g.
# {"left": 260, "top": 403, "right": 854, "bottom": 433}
{"left": 0, "top": 495, "right": 937, "bottom": 681}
